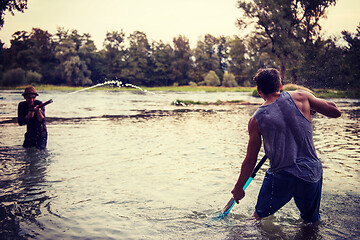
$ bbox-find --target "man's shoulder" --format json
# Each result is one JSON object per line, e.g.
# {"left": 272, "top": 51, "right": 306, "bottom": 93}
{"left": 18, "top": 101, "right": 27, "bottom": 107}
{"left": 288, "top": 90, "right": 312, "bottom": 101}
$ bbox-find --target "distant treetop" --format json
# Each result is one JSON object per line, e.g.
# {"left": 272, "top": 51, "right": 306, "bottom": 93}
{"left": 0, "top": 0, "right": 28, "bottom": 29}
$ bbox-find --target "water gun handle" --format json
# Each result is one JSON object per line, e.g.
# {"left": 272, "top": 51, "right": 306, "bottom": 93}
{"left": 213, "top": 155, "right": 268, "bottom": 221}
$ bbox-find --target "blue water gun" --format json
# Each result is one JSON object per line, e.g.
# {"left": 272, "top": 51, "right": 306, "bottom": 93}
{"left": 213, "top": 155, "right": 268, "bottom": 221}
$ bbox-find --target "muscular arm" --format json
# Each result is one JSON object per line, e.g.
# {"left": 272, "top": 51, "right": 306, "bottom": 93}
{"left": 290, "top": 90, "right": 342, "bottom": 120}
{"left": 307, "top": 92, "right": 341, "bottom": 118}
{"left": 232, "top": 117, "right": 262, "bottom": 203}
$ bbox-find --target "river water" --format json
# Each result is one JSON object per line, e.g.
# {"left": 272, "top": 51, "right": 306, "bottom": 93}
{"left": 0, "top": 89, "right": 359, "bottom": 239}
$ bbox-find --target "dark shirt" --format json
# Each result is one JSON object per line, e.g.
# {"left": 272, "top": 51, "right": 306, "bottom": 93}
{"left": 18, "top": 100, "right": 47, "bottom": 149}
{"left": 253, "top": 92, "right": 322, "bottom": 183}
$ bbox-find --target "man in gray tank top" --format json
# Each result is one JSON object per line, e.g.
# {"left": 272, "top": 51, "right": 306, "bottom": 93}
{"left": 231, "top": 68, "right": 341, "bottom": 223}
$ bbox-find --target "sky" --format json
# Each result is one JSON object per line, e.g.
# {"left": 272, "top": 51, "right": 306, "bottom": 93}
{"left": 0, "top": 0, "right": 359, "bottom": 49}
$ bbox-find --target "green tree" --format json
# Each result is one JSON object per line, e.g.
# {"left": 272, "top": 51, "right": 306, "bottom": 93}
{"left": 228, "top": 36, "right": 248, "bottom": 85}
{"left": 78, "top": 33, "right": 100, "bottom": 82}
{"left": 204, "top": 70, "right": 220, "bottom": 86}
{"left": 122, "top": 31, "right": 151, "bottom": 86}
{"left": 296, "top": 38, "right": 344, "bottom": 88}
{"left": 102, "top": 30, "right": 126, "bottom": 80}
{"left": 54, "top": 28, "right": 92, "bottom": 86}
{"left": 222, "top": 72, "right": 238, "bottom": 87}
{"left": 25, "top": 70, "right": 42, "bottom": 85}
{"left": 1, "top": 67, "right": 25, "bottom": 86}
{"left": 63, "top": 55, "right": 92, "bottom": 85}
{"left": 293, "top": 25, "right": 360, "bottom": 90}
{"left": 8, "top": 30, "right": 40, "bottom": 72}
{"left": 1, "top": 28, "right": 57, "bottom": 85}
{"left": 193, "top": 34, "right": 221, "bottom": 84}
{"left": 217, "top": 36, "right": 230, "bottom": 75}
{"left": 342, "top": 25, "right": 360, "bottom": 89}
{"left": 171, "top": 35, "right": 193, "bottom": 85}
{"left": 29, "top": 28, "right": 57, "bottom": 84}
{"left": 0, "top": 40, "right": 5, "bottom": 78}
{"left": 0, "top": 0, "right": 28, "bottom": 29}
{"left": 237, "top": 0, "right": 336, "bottom": 82}
{"left": 149, "top": 40, "right": 175, "bottom": 86}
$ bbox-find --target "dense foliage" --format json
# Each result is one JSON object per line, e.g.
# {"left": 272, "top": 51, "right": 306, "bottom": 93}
{"left": 0, "top": 0, "right": 359, "bottom": 91}
{"left": 0, "top": 0, "right": 28, "bottom": 29}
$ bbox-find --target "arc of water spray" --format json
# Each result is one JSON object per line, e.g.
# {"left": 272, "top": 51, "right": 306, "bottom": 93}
{"left": 47, "top": 80, "right": 154, "bottom": 103}
{"left": 66, "top": 80, "right": 154, "bottom": 95}
{"left": 66, "top": 83, "right": 106, "bottom": 95}
{"left": 35, "top": 80, "right": 154, "bottom": 113}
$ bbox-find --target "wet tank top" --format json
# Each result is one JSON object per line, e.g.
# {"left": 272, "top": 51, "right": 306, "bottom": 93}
{"left": 253, "top": 92, "right": 322, "bottom": 183}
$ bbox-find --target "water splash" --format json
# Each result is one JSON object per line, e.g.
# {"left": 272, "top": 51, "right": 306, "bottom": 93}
{"left": 67, "top": 80, "right": 153, "bottom": 95}
{"left": 124, "top": 83, "right": 155, "bottom": 94}
{"left": 66, "top": 83, "right": 107, "bottom": 95}
{"left": 42, "top": 80, "right": 154, "bottom": 108}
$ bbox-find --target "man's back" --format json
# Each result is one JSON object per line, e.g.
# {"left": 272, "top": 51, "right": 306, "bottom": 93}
{"left": 254, "top": 91, "right": 322, "bottom": 183}
{"left": 232, "top": 68, "right": 342, "bottom": 222}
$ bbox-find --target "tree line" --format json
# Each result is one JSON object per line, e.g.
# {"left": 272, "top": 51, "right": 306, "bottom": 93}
{"left": 0, "top": 0, "right": 359, "bottom": 90}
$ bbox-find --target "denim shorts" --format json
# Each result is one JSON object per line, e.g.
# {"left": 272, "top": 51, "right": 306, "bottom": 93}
{"left": 255, "top": 170, "right": 322, "bottom": 223}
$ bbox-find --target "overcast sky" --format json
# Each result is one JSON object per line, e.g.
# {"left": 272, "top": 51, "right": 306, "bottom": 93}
{"left": 0, "top": 0, "right": 359, "bottom": 49}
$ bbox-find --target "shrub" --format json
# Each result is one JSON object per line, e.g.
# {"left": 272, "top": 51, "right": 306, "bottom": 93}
{"left": 198, "top": 81, "right": 205, "bottom": 86}
{"left": 188, "top": 81, "right": 197, "bottom": 87}
{"left": 222, "top": 72, "right": 238, "bottom": 87}
{"left": 2, "top": 68, "right": 25, "bottom": 86}
{"left": 204, "top": 71, "right": 220, "bottom": 86}
{"left": 282, "top": 83, "right": 312, "bottom": 93}
{"left": 242, "top": 80, "right": 251, "bottom": 87}
{"left": 252, "top": 89, "right": 260, "bottom": 97}
{"left": 26, "top": 70, "right": 42, "bottom": 85}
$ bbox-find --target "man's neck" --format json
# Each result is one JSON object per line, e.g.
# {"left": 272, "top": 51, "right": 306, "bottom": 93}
{"left": 262, "top": 92, "right": 281, "bottom": 105}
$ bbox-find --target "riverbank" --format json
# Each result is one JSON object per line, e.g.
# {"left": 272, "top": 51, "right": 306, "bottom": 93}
{"left": 1, "top": 84, "right": 358, "bottom": 99}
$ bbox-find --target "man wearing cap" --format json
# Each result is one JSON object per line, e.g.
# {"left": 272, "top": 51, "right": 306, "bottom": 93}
{"left": 18, "top": 86, "right": 48, "bottom": 149}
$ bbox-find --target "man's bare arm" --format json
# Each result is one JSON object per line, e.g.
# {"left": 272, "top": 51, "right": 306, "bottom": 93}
{"left": 232, "top": 117, "right": 262, "bottom": 203}
{"left": 306, "top": 92, "right": 342, "bottom": 118}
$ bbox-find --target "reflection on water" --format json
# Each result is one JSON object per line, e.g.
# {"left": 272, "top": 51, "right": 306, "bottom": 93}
{"left": 0, "top": 147, "right": 50, "bottom": 239}
{"left": 0, "top": 90, "right": 359, "bottom": 239}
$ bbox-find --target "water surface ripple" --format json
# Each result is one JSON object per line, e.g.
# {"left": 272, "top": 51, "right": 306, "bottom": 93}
{"left": 0, "top": 90, "right": 359, "bottom": 239}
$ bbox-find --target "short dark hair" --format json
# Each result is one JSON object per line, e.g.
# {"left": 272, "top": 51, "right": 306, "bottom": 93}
{"left": 254, "top": 68, "right": 282, "bottom": 94}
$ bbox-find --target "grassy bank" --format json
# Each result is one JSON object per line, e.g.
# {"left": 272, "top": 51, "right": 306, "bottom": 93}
{"left": 312, "top": 89, "right": 359, "bottom": 99}
{"left": 172, "top": 99, "right": 249, "bottom": 106}
{"left": 144, "top": 86, "right": 255, "bottom": 92}
{"left": 2, "top": 84, "right": 358, "bottom": 98}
